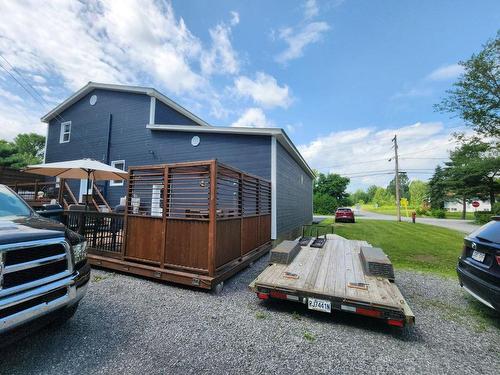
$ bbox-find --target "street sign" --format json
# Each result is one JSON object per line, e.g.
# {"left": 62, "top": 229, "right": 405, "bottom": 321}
{"left": 472, "top": 201, "right": 480, "bottom": 208}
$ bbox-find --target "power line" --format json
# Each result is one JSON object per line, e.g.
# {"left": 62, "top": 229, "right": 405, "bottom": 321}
{"left": 0, "top": 54, "right": 66, "bottom": 123}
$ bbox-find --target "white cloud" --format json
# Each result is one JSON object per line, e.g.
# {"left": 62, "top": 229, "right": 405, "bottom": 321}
{"left": 230, "top": 11, "right": 240, "bottom": 26}
{"left": 275, "top": 22, "right": 330, "bottom": 63}
{"left": 427, "top": 63, "right": 464, "bottom": 81}
{"left": 304, "top": 0, "right": 319, "bottom": 20}
{"left": 230, "top": 107, "right": 274, "bottom": 128}
{"left": 0, "top": 1, "right": 247, "bottom": 138}
{"left": 201, "top": 21, "right": 240, "bottom": 76}
{"left": 298, "top": 122, "right": 460, "bottom": 190}
{"left": 233, "top": 72, "right": 292, "bottom": 108}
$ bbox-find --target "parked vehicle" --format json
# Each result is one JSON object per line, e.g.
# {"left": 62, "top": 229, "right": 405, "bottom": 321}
{"left": 335, "top": 207, "right": 355, "bottom": 223}
{"left": 457, "top": 216, "right": 500, "bottom": 311}
{"left": 0, "top": 184, "right": 90, "bottom": 339}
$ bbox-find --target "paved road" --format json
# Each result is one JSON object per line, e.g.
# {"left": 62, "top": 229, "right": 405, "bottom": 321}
{"left": 315, "top": 209, "right": 480, "bottom": 234}
{"left": 2, "top": 257, "right": 499, "bottom": 375}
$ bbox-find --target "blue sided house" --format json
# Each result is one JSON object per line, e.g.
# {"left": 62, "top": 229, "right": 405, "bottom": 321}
{"left": 42, "top": 82, "right": 314, "bottom": 240}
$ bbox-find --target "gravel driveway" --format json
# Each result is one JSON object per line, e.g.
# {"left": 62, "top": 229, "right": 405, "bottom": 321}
{"left": 2, "top": 255, "right": 499, "bottom": 375}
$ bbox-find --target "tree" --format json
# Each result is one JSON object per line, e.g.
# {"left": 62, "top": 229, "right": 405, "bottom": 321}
{"left": 349, "top": 189, "right": 369, "bottom": 205}
{"left": 387, "top": 172, "right": 410, "bottom": 201}
{"left": 313, "top": 173, "right": 351, "bottom": 214}
{"left": 13, "top": 133, "right": 45, "bottom": 162}
{"left": 428, "top": 166, "right": 447, "bottom": 209}
{"left": 443, "top": 138, "right": 500, "bottom": 219}
{"left": 0, "top": 140, "right": 23, "bottom": 168}
{"left": 0, "top": 133, "right": 45, "bottom": 169}
{"left": 366, "top": 185, "right": 378, "bottom": 203}
{"left": 435, "top": 31, "right": 500, "bottom": 138}
{"left": 409, "top": 180, "right": 429, "bottom": 208}
{"left": 314, "top": 173, "right": 350, "bottom": 202}
{"left": 372, "top": 187, "right": 394, "bottom": 206}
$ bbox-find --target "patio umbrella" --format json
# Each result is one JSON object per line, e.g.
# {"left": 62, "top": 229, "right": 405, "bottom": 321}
{"left": 23, "top": 159, "right": 128, "bottom": 210}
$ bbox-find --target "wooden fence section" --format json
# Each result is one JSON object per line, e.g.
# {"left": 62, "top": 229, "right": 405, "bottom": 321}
{"left": 86, "top": 160, "right": 272, "bottom": 289}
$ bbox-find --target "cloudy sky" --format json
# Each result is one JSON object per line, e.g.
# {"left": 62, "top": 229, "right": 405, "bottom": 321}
{"left": 0, "top": 0, "right": 498, "bottom": 190}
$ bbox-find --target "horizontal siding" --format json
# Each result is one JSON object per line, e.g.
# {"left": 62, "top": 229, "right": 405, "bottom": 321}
{"left": 45, "top": 90, "right": 271, "bottom": 207}
{"left": 154, "top": 100, "right": 199, "bottom": 125}
{"left": 276, "top": 142, "right": 313, "bottom": 236}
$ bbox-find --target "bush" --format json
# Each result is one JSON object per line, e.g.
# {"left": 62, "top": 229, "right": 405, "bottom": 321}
{"left": 474, "top": 211, "right": 493, "bottom": 225}
{"left": 492, "top": 202, "right": 500, "bottom": 215}
{"left": 313, "top": 193, "right": 338, "bottom": 215}
{"left": 415, "top": 207, "right": 428, "bottom": 216}
{"left": 430, "top": 209, "right": 446, "bottom": 218}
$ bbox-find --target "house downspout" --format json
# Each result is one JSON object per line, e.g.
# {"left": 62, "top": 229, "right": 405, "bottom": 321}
{"left": 103, "top": 113, "right": 113, "bottom": 199}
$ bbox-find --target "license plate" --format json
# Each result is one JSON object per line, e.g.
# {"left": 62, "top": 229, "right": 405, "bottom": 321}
{"left": 472, "top": 250, "right": 485, "bottom": 263}
{"left": 307, "top": 298, "right": 331, "bottom": 313}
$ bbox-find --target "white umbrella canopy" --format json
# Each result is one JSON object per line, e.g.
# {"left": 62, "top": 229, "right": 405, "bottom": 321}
{"left": 23, "top": 159, "right": 128, "bottom": 210}
{"left": 23, "top": 159, "right": 128, "bottom": 180}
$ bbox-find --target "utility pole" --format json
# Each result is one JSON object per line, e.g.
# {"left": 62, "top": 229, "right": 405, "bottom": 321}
{"left": 392, "top": 134, "right": 401, "bottom": 222}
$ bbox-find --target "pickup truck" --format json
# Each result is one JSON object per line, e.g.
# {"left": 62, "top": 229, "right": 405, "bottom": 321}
{"left": 0, "top": 184, "right": 90, "bottom": 339}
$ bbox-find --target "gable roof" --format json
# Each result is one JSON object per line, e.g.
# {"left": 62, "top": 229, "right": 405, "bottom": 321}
{"left": 40, "top": 82, "right": 210, "bottom": 127}
{"left": 146, "top": 124, "right": 315, "bottom": 178}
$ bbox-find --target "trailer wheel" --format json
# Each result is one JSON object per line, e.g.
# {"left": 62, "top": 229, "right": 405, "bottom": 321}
{"left": 212, "top": 282, "right": 224, "bottom": 295}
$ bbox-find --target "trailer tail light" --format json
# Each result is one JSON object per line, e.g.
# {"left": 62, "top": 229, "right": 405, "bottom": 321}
{"left": 257, "top": 292, "right": 269, "bottom": 300}
{"left": 356, "top": 307, "right": 382, "bottom": 318}
{"left": 387, "top": 319, "right": 404, "bottom": 327}
{"left": 269, "top": 290, "right": 299, "bottom": 301}
{"left": 496, "top": 255, "right": 500, "bottom": 266}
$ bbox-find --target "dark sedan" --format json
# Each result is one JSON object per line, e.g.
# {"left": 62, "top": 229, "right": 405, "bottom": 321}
{"left": 457, "top": 216, "right": 500, "bottom": 311}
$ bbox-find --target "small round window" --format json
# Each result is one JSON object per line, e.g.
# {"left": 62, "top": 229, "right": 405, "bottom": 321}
{"left": 191, "top": 136, "right": 200, "bottom": 147}
{"left": 89, "top": 94, "right": 97, "bottom": 106}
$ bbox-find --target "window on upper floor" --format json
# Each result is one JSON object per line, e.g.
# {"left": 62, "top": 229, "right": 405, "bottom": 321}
{"left": 59, "top": 121, "right": 71, "bottom": 143}
{"left": 110, "top": 160, "right": 126, "bottom": 186}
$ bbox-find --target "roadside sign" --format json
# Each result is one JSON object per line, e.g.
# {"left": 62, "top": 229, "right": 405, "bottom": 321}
{"left": 472, "top": 201, "right": 480, "bottom": 208}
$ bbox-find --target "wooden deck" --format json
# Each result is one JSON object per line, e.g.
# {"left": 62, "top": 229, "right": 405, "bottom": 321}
{"left": 251, "top": 234, "right": 414, "bottom": 323}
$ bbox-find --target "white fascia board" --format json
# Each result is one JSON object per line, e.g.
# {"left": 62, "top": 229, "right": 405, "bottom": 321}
{"left": 147, "top": 124, "right": 315, "bottom": 178}
{"left": 43, "top": 122, "right": 49, "bottom": 163}
{"left": 41, "top": 82, "right": 210, "bottom": 127}
{"left": 271, "top": 136, "right": 277, "bottom": 240}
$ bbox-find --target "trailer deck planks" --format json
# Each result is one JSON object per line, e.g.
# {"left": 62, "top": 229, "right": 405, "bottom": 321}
{"left": 250, "top": 234, "right": 414, "bottom": 326}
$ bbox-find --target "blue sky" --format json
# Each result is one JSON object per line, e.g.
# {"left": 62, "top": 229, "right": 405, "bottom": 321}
{"left": 0, "top": 0, "right": 498, "bottom": 190}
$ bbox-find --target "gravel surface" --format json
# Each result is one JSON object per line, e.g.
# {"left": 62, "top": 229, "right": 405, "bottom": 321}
{"left": 2, "top": 255, "right": 499, "bottom": 375}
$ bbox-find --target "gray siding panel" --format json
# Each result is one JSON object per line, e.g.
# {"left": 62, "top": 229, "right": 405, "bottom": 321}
{"left": 45, "top": 90, "right": 271, "bottom": 207}
{"left": 154, "top": 100, "right": 198, "bottom": 125}
{"left": 276, "top": 142, "right": 313, "bottom": 235}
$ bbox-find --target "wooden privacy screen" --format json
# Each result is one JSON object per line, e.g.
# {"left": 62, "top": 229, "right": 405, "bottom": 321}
{"left": 124, "top": 160, "right": 271, "bottom": 277}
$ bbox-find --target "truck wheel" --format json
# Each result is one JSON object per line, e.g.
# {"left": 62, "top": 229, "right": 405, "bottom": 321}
{"left": 51, "top": 303, "right": 79, "bottom": 327}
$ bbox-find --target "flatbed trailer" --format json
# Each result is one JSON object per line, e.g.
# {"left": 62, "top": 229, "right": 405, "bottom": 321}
{"left": 249, "top": 234, "right": 415, "bottom": 327}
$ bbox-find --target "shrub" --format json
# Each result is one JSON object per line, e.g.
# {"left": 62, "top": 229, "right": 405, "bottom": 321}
{"left": 492, "top": 202, "right": 500, "bottom": 215}
{"left": 474, "top": 211, "right": 493, "bottom": 225}
{"left": 415, "top": 207, "right": 428, "bottom": 216}
{"left": 313, "top": 193, "right": 338, "bottom": 215}
{"left": 430, "top": 209, "right": 446, "bottom": 219}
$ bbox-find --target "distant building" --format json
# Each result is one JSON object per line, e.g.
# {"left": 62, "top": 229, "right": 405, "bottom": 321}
{"left": 444, "top": 199, "right": 491, "bottom": 212}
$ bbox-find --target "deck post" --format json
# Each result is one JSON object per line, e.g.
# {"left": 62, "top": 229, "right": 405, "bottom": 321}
{"left": 208, "top": 160, "right": 218, "bottom": 277}
{"left": 34, "top": 180, "right": 39, "bottom": 201}
{"left": 160, "top": 165, "right": 169, "bottom": 269}
{"left": 58, "top": 178, "right": 64, "bottom": 206}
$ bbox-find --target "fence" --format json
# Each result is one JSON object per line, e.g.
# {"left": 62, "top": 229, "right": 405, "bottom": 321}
{"left": 84, "top": 159, "right": 272, "bottom": 289}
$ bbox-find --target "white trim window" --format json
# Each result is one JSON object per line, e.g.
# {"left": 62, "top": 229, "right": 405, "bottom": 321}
{"left": 110, "top": 160, "right": 126, "bottom": 186}
{"left": 59, "top": 121, "right": 71, "bottom": 143}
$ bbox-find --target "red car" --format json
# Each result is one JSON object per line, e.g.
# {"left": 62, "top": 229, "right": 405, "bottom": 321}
{"left": 335, "top": 207, "right": 355, "bottom": 223}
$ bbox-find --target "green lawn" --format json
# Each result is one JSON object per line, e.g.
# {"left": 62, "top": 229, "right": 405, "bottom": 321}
{"left": 310, "top": 219, "right": 464, "bottom": 277}
{"left": 360, "top": 204, "right": 475, "bottom": 220}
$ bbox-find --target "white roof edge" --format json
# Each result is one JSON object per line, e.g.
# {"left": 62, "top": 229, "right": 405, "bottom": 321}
{"left": 40, "top": 82, "right": 210, "bottom": 127}
{"left": 147, "top": 124, "right": 315, "bottom": 178}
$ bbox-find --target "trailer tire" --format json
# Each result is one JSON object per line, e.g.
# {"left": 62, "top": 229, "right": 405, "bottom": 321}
{"left": 213, "top": 282, "right": 224, "bottom": 295}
